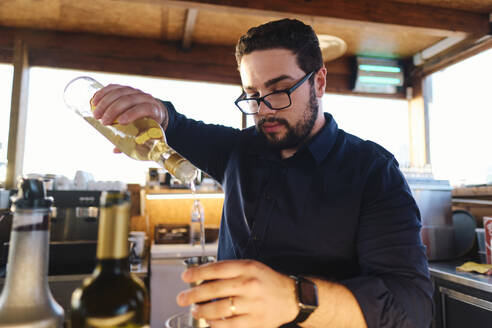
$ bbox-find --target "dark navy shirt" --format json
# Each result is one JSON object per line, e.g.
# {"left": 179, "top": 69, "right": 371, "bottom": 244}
{"left": 163, "top": 101, "right": 433, "bottom": 328}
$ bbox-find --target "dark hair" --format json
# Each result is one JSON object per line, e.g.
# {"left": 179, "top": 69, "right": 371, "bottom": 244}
{"left": 235, "top": 19, "right": 323, "bottom": 77}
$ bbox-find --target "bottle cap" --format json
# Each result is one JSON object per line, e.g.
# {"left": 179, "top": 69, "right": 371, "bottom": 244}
{"left": 11, "top": 178, "right": 53, "bottom": 210}
{"left": 100, "top": 190, "right": 130, "bottom": 207}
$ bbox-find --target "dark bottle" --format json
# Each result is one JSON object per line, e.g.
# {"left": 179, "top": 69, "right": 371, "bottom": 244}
{"left": 0, "top": 178, "right": 64, "bottom": 327}
{"left": 70, "top": 191, "right": 149, "bottom": 327}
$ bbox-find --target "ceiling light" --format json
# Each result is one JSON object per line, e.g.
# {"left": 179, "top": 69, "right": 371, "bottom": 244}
{"left": 317, "top": 34, "right": 347, "bottom": 62}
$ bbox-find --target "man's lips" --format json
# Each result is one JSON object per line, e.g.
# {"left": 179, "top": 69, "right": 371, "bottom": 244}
{"left": 261, "top": 122, "right": 283, "bottom": 133}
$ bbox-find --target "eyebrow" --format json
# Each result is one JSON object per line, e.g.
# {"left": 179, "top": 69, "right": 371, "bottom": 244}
{"left": 243, "top": 74, "right": 294, "bottom": 92}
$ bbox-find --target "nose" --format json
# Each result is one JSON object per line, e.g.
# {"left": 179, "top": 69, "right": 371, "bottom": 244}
{"left": 257, "top": 100, "right": 276, "bottom": 116}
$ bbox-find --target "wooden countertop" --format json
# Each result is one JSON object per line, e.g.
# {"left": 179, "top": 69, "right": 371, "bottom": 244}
{"left": 452, "top": 185, "right": 492, "bottom": 199}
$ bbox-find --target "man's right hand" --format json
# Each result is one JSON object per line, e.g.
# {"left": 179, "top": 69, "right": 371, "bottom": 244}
{"left": 91, "top": 84, "right": 169, "bottom": 130}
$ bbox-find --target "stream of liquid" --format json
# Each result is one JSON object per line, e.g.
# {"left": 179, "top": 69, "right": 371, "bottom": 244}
{"left": 189, "top": 181, "right": 206, "bottom": 254}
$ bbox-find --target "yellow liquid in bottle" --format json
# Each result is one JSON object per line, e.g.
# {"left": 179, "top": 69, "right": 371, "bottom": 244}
{"left": 84, "top": 116, "right": 197, "bottom": 183}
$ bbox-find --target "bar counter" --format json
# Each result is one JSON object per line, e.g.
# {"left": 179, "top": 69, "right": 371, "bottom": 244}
{"left": 429, "top": 260, "right": 492, "bottom": 327}
{"left": 429, "top": 260, "right": 492, "bottom": 293}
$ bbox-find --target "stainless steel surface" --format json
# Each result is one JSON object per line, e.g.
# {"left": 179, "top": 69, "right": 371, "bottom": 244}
{"left": 50, "top": 207, "right": 98, "bottom": 241}
{"left": 408, "top": 178, "right": 454, "bottom": 261}
{"left": 0, "top": 189, "right": 10, "bottom": 210}
{"left": 151, "top": 243, "right": 218, "bottom": 259}
{"left": 150, "top": 244, "right": 217, "bottom": 328}
{"left": 75, "top": 206, "right": 98, "bottom": 219}
{"left": 440, "top": 286, "right": 492, "bottom": 311}
{"left": 439, "top": 285, "right": 492, "bottom": 328}
{"left": 48, "top": 191, "right": 101, "bottom": 242}
{"left": 429, "top": 261, "right": 492, "bottom": 293}
{"left": 452, "top": 210, "right": 477, "bottom": 257}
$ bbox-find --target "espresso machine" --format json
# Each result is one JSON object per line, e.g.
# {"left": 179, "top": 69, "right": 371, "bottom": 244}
{"left": 48, "top": 190, "right": 100, "bottom": 242}
{"left": 0, "top": 190, "right": 102, "bottom": 276}
{"left": 47, "top": 190, "right": 102, "bottom": 275}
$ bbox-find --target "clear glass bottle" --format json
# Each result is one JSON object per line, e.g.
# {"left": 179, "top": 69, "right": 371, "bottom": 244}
{"left": 70, "top": 190, "right": 149, "bottom": 327}
{"left": 190, "top": 199, "right": 205, "bottom": 252}
{"left": 63, "top": 76, "right": 198, "bottom": 184}
{"left": 0, "top": 178, "right": 64, "bottom": 327}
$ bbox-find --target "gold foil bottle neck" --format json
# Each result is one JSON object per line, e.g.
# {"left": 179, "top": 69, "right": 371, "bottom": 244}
{"left": 97, "top": 192, "right": 130, "bottom": 259}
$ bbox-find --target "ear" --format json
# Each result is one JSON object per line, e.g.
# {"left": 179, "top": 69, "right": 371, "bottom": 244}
{"left": 314, "top": 67, "right": 327, "bottom": 98}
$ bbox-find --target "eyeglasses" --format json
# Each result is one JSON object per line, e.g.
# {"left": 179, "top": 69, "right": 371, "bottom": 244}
{"left": 234, "top": 71, "right": 314, "bottom": 115}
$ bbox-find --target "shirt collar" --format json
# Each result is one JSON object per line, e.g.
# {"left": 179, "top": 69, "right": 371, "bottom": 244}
{"left": 248, "top": 112, "right": 339, "bottom": 165}
{"left": 306, "top": 112, "right": 339, "bottom": 165}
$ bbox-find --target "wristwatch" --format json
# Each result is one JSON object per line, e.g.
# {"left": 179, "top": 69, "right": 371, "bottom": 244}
{"left": 290, "top": 275, "right": 319, "bottom": 324}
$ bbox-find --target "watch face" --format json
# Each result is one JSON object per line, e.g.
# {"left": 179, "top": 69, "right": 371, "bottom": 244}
{"left": 299, "top": 279, "right": 319, "bottom": 307}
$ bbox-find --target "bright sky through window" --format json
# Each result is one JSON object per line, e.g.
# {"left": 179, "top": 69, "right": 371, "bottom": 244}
{"left": 0, "top": 56, "right": 487, "bottom": 187}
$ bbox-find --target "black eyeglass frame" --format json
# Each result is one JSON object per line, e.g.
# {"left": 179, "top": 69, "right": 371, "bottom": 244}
{"left": 234, "top": 70, "right": 315, "bottom": 115}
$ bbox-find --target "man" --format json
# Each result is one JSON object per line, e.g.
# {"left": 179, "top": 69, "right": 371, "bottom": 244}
{"left": 92, "top": 19, "right": 433, "bottom": 328}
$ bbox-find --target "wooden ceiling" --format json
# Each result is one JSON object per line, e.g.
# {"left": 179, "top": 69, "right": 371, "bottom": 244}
{"left": 0, "top": 0, "right": 491, "bottom": 97}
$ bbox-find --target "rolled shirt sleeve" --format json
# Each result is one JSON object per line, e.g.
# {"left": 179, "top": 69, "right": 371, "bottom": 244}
{"left": 340, "top": 156, "right": 433, "bottom": 328}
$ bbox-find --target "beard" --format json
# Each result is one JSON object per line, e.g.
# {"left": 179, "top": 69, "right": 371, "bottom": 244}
{"left": 256, "top": 85, "right": 318, "bottom": 151}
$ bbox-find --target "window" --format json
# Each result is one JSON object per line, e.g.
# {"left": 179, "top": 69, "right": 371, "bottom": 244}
{"left": 429, "top": 48, "right": 492, "bottom": 186}
{"left": 323, "top": 94, "right": 410, "bottom": 166}
{"left": 23, "top": 67, "right": 411, "bottom": 185}
{"left": 0, "top": 64, "right": 13, "bottom": 187}
{"left": 23, "top": 67, "right": 242, "bottom": 184}
{"left": 245, "top": 92, "right": 410, "bottom": 166}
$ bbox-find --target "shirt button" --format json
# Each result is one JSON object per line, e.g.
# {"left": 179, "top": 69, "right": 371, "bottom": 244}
{"left": 253, "top": 235, "right": 259, "bottom": 241}
{"left": 265, "top": 194, "right": 271, "bottom": 200}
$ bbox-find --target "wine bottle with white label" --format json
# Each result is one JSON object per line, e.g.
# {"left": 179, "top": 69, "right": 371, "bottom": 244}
{"left": 70, "top": 191, "right": 149, "bottom": 327}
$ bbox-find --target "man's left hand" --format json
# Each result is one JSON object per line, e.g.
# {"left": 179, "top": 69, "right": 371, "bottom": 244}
{"left": 177, "top": 260, "right": 299, "bottom": 328}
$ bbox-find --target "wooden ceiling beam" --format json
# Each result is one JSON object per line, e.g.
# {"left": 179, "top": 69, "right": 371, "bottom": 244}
{"left": 27, "top": 33, "right": 240, "bottom": 85}
{"left": 0, "top": 28, "right": 14, "bottom": 67}
{"left": 161, "top": 6, "right": 170, "bottom": 40}
{"left": 151, "top": 0, "right": 490, "bottom": 37}
{"left": 182, "top": 8, "right": 198, "bottom": 50}
{"left": 407, "top": 35, "right": 492, "bottom": 82}
{"left": 0, "top": 28, "right": 15, "bottom": 48}
{"left": 0, "top": 50, "right": 12, "bottom": 63}
{"left": 0, "top": 26, "right": 239, "bottom": 82}
{"left": 15, "top": 27, "right": 235, "bottom": 67}
{"left": 0, "top": 26, "right": 404, "bottom": 98}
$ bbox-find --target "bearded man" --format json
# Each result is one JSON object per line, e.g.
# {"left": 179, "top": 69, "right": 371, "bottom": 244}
{"left": 92, "top": 19, "right": 433, "bottom": 328}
